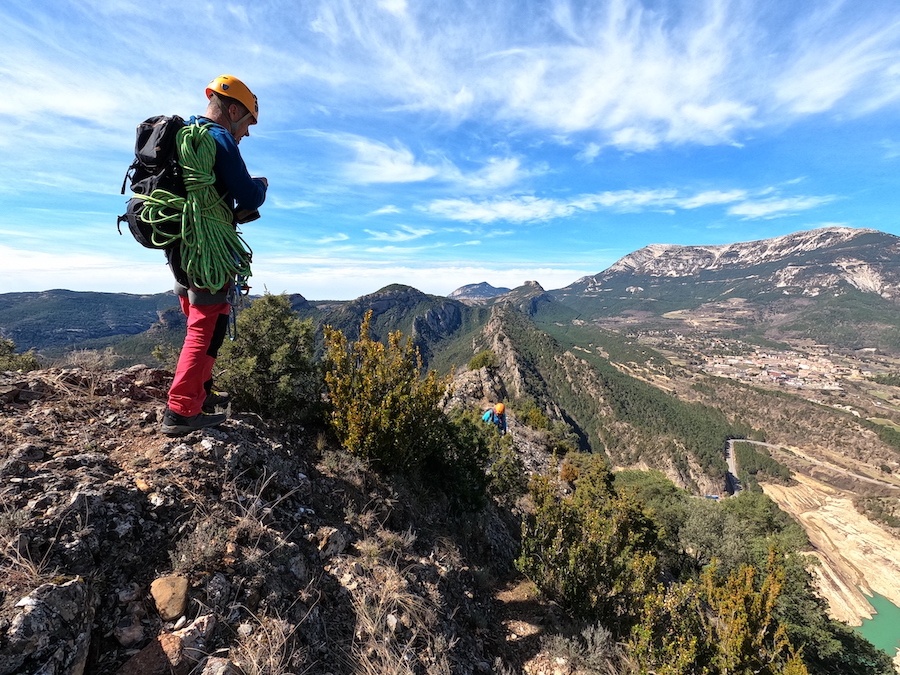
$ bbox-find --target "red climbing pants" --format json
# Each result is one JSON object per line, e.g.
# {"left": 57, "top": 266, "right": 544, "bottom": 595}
{"left": 167, "top": 296, "right": 230, "bottom": 417}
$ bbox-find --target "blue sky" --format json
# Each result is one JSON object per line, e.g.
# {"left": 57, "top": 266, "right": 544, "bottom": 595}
{"left": 2, "top": 0, "right": 899, "bottom": 300}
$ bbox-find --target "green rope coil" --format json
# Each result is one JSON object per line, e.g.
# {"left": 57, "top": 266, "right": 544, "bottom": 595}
{"left": 138, "top": 122, "right": 253, "bottom": 292}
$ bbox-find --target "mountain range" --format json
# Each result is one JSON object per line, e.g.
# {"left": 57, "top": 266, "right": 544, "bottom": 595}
{"left": 4, "top": 226, "right": 899, "bottom": 358}
{"left": 3, "top": 225, "right": 900, "bottom": 654}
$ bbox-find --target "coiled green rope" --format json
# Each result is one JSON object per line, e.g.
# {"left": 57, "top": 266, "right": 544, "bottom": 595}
{"left": 138, "top": 122, "right": 253, "bottom": 292}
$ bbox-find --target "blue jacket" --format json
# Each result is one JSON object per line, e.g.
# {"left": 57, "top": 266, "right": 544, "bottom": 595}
{"left": 189, "top": 116, "right": 267, "bottom": 212}
{"left": 482, "top": 409, "right": 507, "bottom": 434}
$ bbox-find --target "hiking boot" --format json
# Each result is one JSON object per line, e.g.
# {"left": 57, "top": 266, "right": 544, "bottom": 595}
{"left": 160, "top": 408, "right": 227, "bottom": 437}
{"left": 202, "top": 390, "right": 231, "bottom": 413}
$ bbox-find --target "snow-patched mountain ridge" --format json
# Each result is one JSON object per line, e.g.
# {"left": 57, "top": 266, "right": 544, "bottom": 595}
{"left": 567, "top": 226, "right": 900, "bottom": 300}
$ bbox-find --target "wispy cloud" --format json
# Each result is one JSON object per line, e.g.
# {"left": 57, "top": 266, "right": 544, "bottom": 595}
{"left": 370, "top": 205, "right": 402, "bottom": 215}
{"left": 456, "top": 157, "right": 529, "bottom": 190}
{"left": 1, "top": 0, "right": 896, "bottom": 300}
{"left": 772, "top": 8, "right": 900, "bottom": 116}
{"left": 727, "top": 196, "right": 837, "bottom": 220}
{"left": 272, "top": 197, "right": 317, "bottom": 210}
{"left": 340, "top": 136, "right": 440, "bottom": 183}
{"left": 425, "top": 196, "right": 575, "bottom": 223}
{"left": 317, "top": 233, "right": 350, "bottom": 244}
{"left": 882, "top": 140, "right": 900, "bottom": 160}
{"left": 424, "top": 187, "right": 832, "bottom": 224}
{"left": 364, "top": 225, "right": 433, "bottom": 241}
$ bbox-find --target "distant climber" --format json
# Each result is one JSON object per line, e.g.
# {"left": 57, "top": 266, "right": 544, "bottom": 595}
{"left": 482, "top": 402, "right": 507, "bottom": 435}
{"left": 160, "top": 75, "right": 268, "bottom": 436}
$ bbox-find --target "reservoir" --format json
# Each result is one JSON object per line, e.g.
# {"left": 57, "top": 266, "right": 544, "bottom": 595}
{"left": 857, "top": 593, "right": 900, "bottom": 658}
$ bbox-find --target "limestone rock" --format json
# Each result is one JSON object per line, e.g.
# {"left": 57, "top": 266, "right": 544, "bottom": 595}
{"left": 0, "top": 577, "right": 94, "bottom": 675}
{"left": 150, "top": 575, "right": 189, "bottom": 621}
{"left": 116, "top": 633, "right": 189, "bottom": 675}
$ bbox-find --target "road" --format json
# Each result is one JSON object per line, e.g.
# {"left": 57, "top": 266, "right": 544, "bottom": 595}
{"left": 724, "top": 439, "right": 742, "bottom": 495}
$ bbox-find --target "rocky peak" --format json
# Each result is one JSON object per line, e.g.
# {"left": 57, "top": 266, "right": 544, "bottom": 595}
{"left": 448, "top": 282, "right": 511, "bottom": 301}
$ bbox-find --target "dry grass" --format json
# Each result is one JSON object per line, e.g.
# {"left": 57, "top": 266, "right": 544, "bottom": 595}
{"left": 349, "top": 563, "right": 436, "bottom": 675}
{"left": 232, "top": 610, "right": 303, "bottom": 675}
{"left": 166, "top": 469, "right": 305, "bottom": 576}
{"left": 0, "top": 503, "right": 61, "bottom": 589}
{"left": 541, "top": 622, "right": 634, "bottom": 675}
{"left": 355, "top": 527, "right": 416, "bottom": 567}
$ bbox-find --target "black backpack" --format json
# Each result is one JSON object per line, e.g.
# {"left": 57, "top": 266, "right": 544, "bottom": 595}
{"left": 117, "top": 115, "right": 187, "bottom": 249}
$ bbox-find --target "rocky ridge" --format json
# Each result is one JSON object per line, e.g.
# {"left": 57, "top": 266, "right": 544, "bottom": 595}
{"left": 0, "top": 365, "right": 564, "bottom": 675}
{"left": 567, "top": 226, "right": 900, "bottom": 300}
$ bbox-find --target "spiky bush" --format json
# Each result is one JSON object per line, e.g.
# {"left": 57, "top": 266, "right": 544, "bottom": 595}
{"left": 628, "top": 552, "right": 810, "bottom": 675}
{"left": 323, "top": 310, "right": 448, "bottom": 470}
{"left": 324, "top": 312, "right": 491, "bottom": 509}
{"left": 468, "top": 349, "right": 497, "bottom": 370}
{"left": 217, "top": 293, "right": 321, "bottom": 422}
{"left": 516, "top": 455, "right": 660, "bottom": 629}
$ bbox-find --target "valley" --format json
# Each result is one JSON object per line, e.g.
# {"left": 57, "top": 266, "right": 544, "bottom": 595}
{"left": 591, "top": 318, "right": 900, "bottom": 663}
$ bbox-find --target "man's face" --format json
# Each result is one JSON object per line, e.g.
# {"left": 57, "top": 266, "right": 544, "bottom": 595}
{"left": 229, "top": 105, "right": 255, "bottom": 144}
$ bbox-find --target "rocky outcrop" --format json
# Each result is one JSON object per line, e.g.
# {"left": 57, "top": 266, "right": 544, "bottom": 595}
{"left": 0, "top": 578, "right": 94, "bottom": 675}
{"left": 0, "top": 366, "right": 522, "bottom": 674}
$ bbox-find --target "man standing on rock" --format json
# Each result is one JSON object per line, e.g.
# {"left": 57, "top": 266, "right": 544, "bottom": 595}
{"left": 161, "top": 75, "right": 268, "bottom": 436}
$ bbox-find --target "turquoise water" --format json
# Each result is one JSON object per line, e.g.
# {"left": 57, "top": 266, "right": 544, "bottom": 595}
{"left": 857, "top": 593, "right": 900, "bottom": 657}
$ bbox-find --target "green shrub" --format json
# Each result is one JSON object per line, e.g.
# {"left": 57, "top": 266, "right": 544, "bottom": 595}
{"left": 487, "top": 435, "right": 527, "bottom": 507}
{"left": 324, "top": 310, "right": 449, "bottom": 470}
{"left": 468, "top": 349, "right": 497, "bottom": 370}
{"left": 516, "top": 398, "right": 550, "bottom": 430}
{"left": 428, "top": 413, "right": 492, "bottom": 511}
{"left": 0, "top": 338, "right": 40, "bottom": 372}
{"left": 628, "top": 553, "right": 810, "bottom": 675}
{"left": 324, "top": 313, "right": 491, "bottom": 510}
{"left": 217, "top": 294, "right": 321, "bottom": 422}
{"left": 516, "top": 455, "right": 660, "bottom": 628}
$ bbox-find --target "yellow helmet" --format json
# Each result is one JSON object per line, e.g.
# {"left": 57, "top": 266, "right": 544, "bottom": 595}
{"left": 205, "top": 74, "right": 259, "bottom": 122}
{"left": 494, "top": 403, "right": 505, "bottom": 414}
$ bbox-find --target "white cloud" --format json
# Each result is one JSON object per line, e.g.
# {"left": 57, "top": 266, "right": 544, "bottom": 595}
{"left": 0, "top": 244, "right": 172, "bottom": 295}
{"left": 728, "top": 196, "right": 837, "bottom": 220}
{"left": 317, "top": 233, "right": 349, "bottom": 244}
{"left": 254, "top": 257, "right": 596, "bottom": 299}
{"left": 676, "top": 190, "right": 749, "bottom": 209}
{"left": 773, "top": 12, "right": 900, "bottom": 116}
{"left": 425, "top": 196, "right": 574, "bottom": 223}
{"left": 271, "top": 197, "right": 317, "bottom": 210}
{"left": 459, "top": 157, "right": 526, "bottom": 190}
{"left": 364, "top": 225, "right": 433, "bottom": 241}
{"left": 576, "top": 143, "right": 602, "bottom": 163}
{"left": 423, "top": 187, "right": 829, "bottom": 224}
{"left": 882, "top": 140, "right": 900, "bottom": 160}
{"left": 377, "top": 0, "right": 407, "bottom": 17}
{"left": 370, "top": 205, "right": 402, "bottom": 215}
{"left": 342, "top": 136, "right": 439, "bottom": 183}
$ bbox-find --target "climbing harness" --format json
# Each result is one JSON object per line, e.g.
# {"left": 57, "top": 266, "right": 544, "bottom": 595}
{"left": 136, "top": 122, "right": 253, "bottom": 292}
